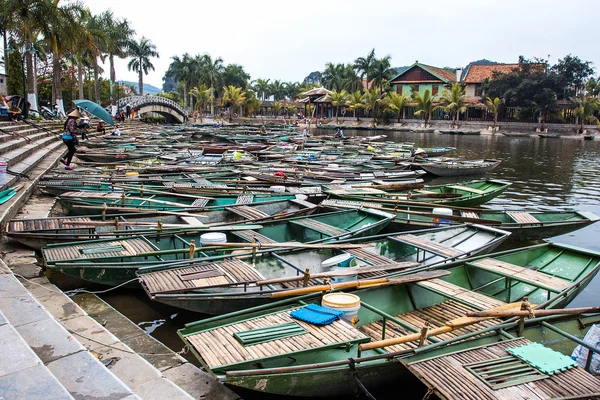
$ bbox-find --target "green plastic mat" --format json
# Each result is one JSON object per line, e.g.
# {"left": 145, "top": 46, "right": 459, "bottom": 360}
{"left": 234, "top": 322, "right": 307, "bottom": 346}
{"left": 507, "top": 343, "right": 578, "bottom": 375}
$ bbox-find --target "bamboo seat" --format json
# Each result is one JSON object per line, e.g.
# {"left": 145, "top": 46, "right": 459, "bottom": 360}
{"left": 8, "top": 217, "right": 95, "bottom": 232}
{"left": 416, "top": 279, "right": 506, "bottom": 310}
{"left": 289, "top": 219, "right": 346, "bottom": 236}
{"left": 43, "top": 237, "right": 157, "bottom": 262}
{"left": 507, "top": 211, "right": 540, "bottom": 224}
{"left": 140, "top": 259, "right": 264, "bottom": 294}
{"left": 448, "top": 185, "right": 485, "bottom": 194}
{"left": 393, "top": 234, "right": 463, "bottom": 258}
{"left": 291, "top": 198, "right": 318, "bottom": 210}
{"left": 180, "top": 216, "right": 204, "bottom": 227}
{"left": 232, "top": 230, "right": 278, "bottom": 244}
{"left": 191, "top": 198, "right": 210, "bottom": 207}
{"left": 468, "top": 258, "right": 569, "bottom": 292}
{"left": 226, "top": 205, "right": 270, "bottom": 220}
{"left": 460, "top": 211, "right": 480, "bottom": 219}
{"left": 235, "top": 194, "right": 254, "bottom": 204}
{"left": 185, "top": 308, "right": 369, "bottom": 369}
{"left": 358, "top": 300, "right": 503, "bottom": 353}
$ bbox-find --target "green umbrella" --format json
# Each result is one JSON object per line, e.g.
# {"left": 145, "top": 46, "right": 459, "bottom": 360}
{"left": 73, "top": 99, "right": 114, "bottom": 126}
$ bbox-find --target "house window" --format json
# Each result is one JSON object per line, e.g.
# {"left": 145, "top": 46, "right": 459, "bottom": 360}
{"left": 432, "top": 85, "right": 439, "bottom": 96}
{"left": 396, "top": 86, "right": 402, "bottom": 95}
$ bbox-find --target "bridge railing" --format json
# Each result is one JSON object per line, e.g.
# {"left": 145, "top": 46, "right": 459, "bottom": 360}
{"left": 115, "top": 96, "right": 187, "bottom": 118}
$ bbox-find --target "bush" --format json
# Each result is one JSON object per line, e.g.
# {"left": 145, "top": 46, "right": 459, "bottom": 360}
{"left": 139, "top": 115, "right": 165, "bottom": 124}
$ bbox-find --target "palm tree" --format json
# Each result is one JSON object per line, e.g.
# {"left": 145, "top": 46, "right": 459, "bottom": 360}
{"left": 167, "top": 53, "right": 193, "bottom": 109}
{"left": 321, "top": 63, "right": 346, "bottom": 91}
{"left": 387, "top": 92, "right": 410, "bottom": 122}
{"left": 252, "top": 79, "right": 270, "bottom": 101}
{"left": 346, "top": 91, "right": 366, "bottom": 121}
{"left": 222, "top": 85, "right": 246, "bottom": 122}
{"left": 189, "top": 83, "right": 212, "bottom": 119}
{"left": 485, "top": 97, "right": 502, "bottom": 128}
{"left": 412, "top": 89, "right": 437, "bottom": 127}
{"left": 285, "top": 104, "right": 297, "bottom": 118}
{"left": 341, "top": 65, "right": 363, "bottom": 93}
{"left": 353, "top": 49, "right": 376, "bottom": 91}
{"left": 371, "top": 56, "right": 396, "bottom": 94}
{"left": 87, "top": 12, "right": 107, "bottom": 103}
{"left": 200, "top": 54, "right": 224, "bottom": 115}
{"left": 273, "top": 101, "right": 283, "bottom": 116}
{"left": 284, "top": 82, "right": 301, "bottom": 101}
{"left": 127, "top": 37, "right": 158, "bottom": 96}
{"left": 362, "top": 88, "right": 381, "bottom": 126}
{"left": 269, "top": 80, "right": 286, "bottom": 101}
{"left": 573, "top": 96, "right": 599, "bottom": 133}
{"left": 245, "top": 91, "right": 262, "bottom": 117}
{"left": 329, "top": 90, "right": 348, "bottom": 123}
{"left": 222, "top": 64, "right": 250, "bottom": 89}
{"left": 102, "top": 12, "right": 135, "bottom": 110}
{"left": 439, "top": 83, "right": 467, "bottom": 126}
{"left": 586, "top": 78, "right": 600, "bottom": 98}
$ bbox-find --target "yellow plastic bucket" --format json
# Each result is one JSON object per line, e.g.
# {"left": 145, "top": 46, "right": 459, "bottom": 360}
{"left": 322, "top": 292, "right": 361, "bottom": 325}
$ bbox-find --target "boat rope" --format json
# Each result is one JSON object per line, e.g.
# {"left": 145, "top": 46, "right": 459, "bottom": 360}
{"left": 348, "top": 358, "right": 377, "bottom": 400}
{"left": 6, "top": 168, "right": 30, "bottom": 180}
{"left": 422, "top": 388, "right": 435, "bottom": 400}
{"left": 65, "top": 278, "right": 140, "bottom": 295}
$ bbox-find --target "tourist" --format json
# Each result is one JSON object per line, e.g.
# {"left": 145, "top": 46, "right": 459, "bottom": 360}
{"left": 77, "top": 116, "right": 90, "bottom": 140}
{"left": 302, "top": 127, "right": 309, "bottom": 137}
{"left": 111, "top": 125, "right": 121, "bottom": 136}
{"left": 60, "top": 109, "right": 81, "bottom": 170}
{"left": 130, "top": 108, "right": 135, "bottom": 119}
{"left": 334, "top": 127, "right": 345, "bottom": 139}
{"left": 126, "top": 104, "right": 131, "bottom": 118}
{"left": 8, "top": 101, "right": 21, "bottom": 121}
{"left": 97, "top": 121, "right": 106, "bottom": 134}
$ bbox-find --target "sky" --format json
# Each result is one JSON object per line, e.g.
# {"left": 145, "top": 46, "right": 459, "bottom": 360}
{"left": 81, "top": 0, "right": 600, "bottom": 90}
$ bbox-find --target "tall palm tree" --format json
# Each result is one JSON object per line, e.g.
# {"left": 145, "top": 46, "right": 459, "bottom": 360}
{"left": 387, "top": 92, "right": 410, "bottom": 122}
{"left": 201, "top": 54, "right": 224, "bottom": 115}
{"left": 273, "top": 101, "right": 283, "bottom": 116}
{"left": 321, "top": 63, "right": 346, "bottom": 91}
{"left": 284, "top": 82, "right": 301, "bottom": 101}
{"left": 573, "top": 96, "right": 599, "bottom": 133}
{"left": 439, "top": 83, "right": 467, "bottom": 126}
{"left": 88, "top": 12, "right": 107, "bottom": 103}
{"left": 371, "top": 55, "right": 396, "bottom": 94}
{"left": 189, "top": 83, "right": 212, "bottom": 118}
{"left": 329, "top": 90, "right": 348, "bottom": 123}
{"left": 346, "top": 91, "right": 366, "bottom": 121}
{"left": 102, "top": 11, "right": 135, "bottom": 110}
{"left": 127, "top": 37, "right": 158, "bottom": 96}
{"left": 269, "top": 80, "right": 286, "bottom": 101}
{"left": 341, "top": 65, "right": 363, "bottom": 93}
{"left": 362, "top": 88, "right": 381, "bottom": 126}
{"left": 485, "top": 97, "right": 502, "bottom": 128}
{"left": 252, "top": 79, "right": 270, "bottom": 101}
{"left": 222, "top": 85, "right": 246, "bottom": 122}
{"left": 353, "top": 49, "right": 376, "bottom": 91}
{"left": 412, "top": 89, "right": 437, "bottom": 127}
{"left": 222, "top": 64, "right": 250, "bottom": 89}
{"left": 167, "top": 53, "right": 193, "bottom": 109}
{"left": 245, "top": 91, "right": 262, "bottom": 117}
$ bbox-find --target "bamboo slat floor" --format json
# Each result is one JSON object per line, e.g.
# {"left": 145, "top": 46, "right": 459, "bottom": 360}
{"left": 43, "top": 237, "right": 156, "bottom": 262}
{"left": 185, "top": 308, "right": 369, "bottom": 369}
{"left": 235, "top": 195, "right": 254, "bottom": 205}
{"left": 408, "top": 338, "right": 600, "bottom": 400}
{"left": 289, "top": 219, "right": 346, "bottom": 236}
{"left": 394, "top": 234, "right": 463, "bottom": 258}
{"left": 232, "top": 230, "right": 278, "bottom": 244}
{"left": 416, "top": 279, "right": 506, "bottom": 310}
{"left": 460, "top": 211, "right": 480, "bottom": 219}
{"left": 8, "top": 216, "right": 94, "bottom": 232}
{"left": 447, "top": 185, "right": 486, "bottom": 194}
{"left": 226, "top": 205, "right": 270, "bottom": 220}
{"left": 507, "top": 211, "right": 540, "bottom": 224}
{"left": 468, "top": 258, "right": 570, "bottom": 292}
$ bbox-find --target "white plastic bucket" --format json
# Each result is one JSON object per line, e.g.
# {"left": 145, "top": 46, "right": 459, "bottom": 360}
{"left": 270, "top": 185, "right": 286, "bottom": 193}
{"left": 199, "top": 232, "right": 227, "bottom": 246}
{"left": 0, "top": 161, "right": 6, "bottom": 185}
{"left": 432, "top": 207, "right": 453, "bottom": 226}
{"left": 322, "top": 254, "right": 357, "bottom": 283}
{"left": 322, "top": 292, "right": 361, "bottom": 325}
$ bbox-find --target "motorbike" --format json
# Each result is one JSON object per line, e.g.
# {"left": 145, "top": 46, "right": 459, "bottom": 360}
{"left": 41, "top": 104, "right": 65, "bottom": 120}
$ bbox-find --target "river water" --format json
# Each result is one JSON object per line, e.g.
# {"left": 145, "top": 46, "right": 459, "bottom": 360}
{"left": 97, "top": 129, "right": 600, "bottom": 399}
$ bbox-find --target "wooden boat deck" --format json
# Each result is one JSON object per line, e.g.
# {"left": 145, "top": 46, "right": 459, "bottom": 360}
{"left": 226, "top": 205, "right": 270, "bottom": 220}
{"left": 407, "top": 338, "right": 600, "bottom": 399}
{"left": 8, "top": 217, "right": 95, "bottom": 232}
{"left": 185, "top": 308, "right": 369, "bottom": 369}
{"left": 358, "top": 300, "right": 503, "bottom": 352}
{"left": 448, "top": 185, "right": 486, "bottom": 194}
{"left": 43, "top": 238, "right": 156, "bottom": 262}
{"left": 140, "top": 259, "right": 265, "bottom": 294}
{"left": 61, "top": 191, "right": 123, "bottom": 200}
{"left": 289, "top": 219, "right": 346, "bottom": 236}
{"left": 460, "top": 211, "right": 480, "bottom": 219}
{"left": 235, "top": 194, "right": 254, "bottom": 204}
{"left": 416, "top": 279, "right": 506, "bottom": 310}
{"left": 394, "top": 234, "right": 463, "bottom": 258}
{"left": 191, "top": 198, "right": 210, "bottom": 207}
{"left": 468, "top": 258, "right": 570, "bottom": 292}
{"left": 507, "top": 211, "right": 540, "bottom": 224}
{"left": 320, "top": 199, "right": 383, "bottom": 209}
{"left": 233, "top": 230, "right": 278, "bottom": 244}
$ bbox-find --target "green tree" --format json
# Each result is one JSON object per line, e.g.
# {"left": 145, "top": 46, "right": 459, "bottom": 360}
{"left": 166, "top": 53, "right": 193, "bottom": 109}
{"left": 585, "top": 77, "right": 600, "bottom": 97}
{"left": 200, "top": 54, "right": 224, "bottom": 115}
{"left": 346, "top": 91, "right": 365, "bottom": 121}
{"left": 353, "top": 48, "right": 376, "bottom": 91}
{"left": 485, "top": 97, "right": 502, "bottom": 128}
{"left": 101, "top": 11, "right": 135, "bottom": 108}
{"left": 284, "top": 82, "right": 301, "bottom": 100}
{"left": 573, "top": 96, "right": 599, "bottom": 133}
{"left": 273, "top": 101, "right": 283, "bottom": 116}
{"left": 328, "top": 90, "right": 348, "bottom": 122}
{"left": 439, "top": 83, "right": 467, "bottom": 126}
{"left": 551, "top": 54, "right": 595, "bottom": 99}
{"left": 412, "top": 89, "right": 437, "bottom": 127}
{"left": 252, "top": 78, "right": 270, "bottom": 101}
{"left": 386, "top": 92, "right": 410, "bottom": 122}
{"left": 269, "top": 80, "right": 286, "bottom": 100}
{"left": 127, "top": 37, "right": 158, "bottom": 96}
{"left": 222, "top": 85, "right": 246, "bottom": 121}
{"left": 5, "top": 40, "right": 24, "bottom": 95}
{"left": 371, "top": 55, "right": 395, "bottom": 94}
{"left": 189, "top": 83, "right": 212, "bottom": 118}
{"left": 222, "top": 64, "right": 250, "bottom": 89}
{"left": 245, "top": 90, "right": 262, "bottom": 117}
{"left": 321, "top": 63, "right": 346, "bottom": 91}
{"left": 362, "top": 88, "right": 381, "bottom": 126}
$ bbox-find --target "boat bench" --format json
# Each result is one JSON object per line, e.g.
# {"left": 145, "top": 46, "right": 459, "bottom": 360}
{"left": 448, "top": 185, "right": 485, "bottom": 195}
{"left": 507, "top": 211, "right": 540, "bottom": 224}
{"left": 460, "top": 211, "right": 480, "bottom": 219}
{"left": 232, "top": 229, "right": 278, "bottom": 245}
{"left": 226, "top": 205, "right": 270, "bottom": 220}
{"left": 184, "top": 308, "right": 370, "bottom": 370}
{"left": 235, "top": 194, "right": 254, "bottom": 204}
{"left": 392, "top": 234, "right": 463, "bottom": 258}
{"left": 416, "top": 279, "right": 506, "bottom": 310}
{"left": 289, "top": 219, "right": 346, "bottom": 237}
{"left": 466, "top": 258, "right": 569, "bottom": 292}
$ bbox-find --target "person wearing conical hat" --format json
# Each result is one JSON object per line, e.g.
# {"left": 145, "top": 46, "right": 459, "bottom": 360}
{"left": 60, "top": 109, "right": 81, "bottom": 170}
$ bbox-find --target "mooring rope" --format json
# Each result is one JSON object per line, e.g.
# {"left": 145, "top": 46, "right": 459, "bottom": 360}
{"left": 348, "top": 357, "right": 377, "bottom": 400}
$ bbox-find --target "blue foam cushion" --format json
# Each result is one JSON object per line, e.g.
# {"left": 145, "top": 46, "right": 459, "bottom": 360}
{"left": 290, "top": 304, "right": 345, "bottom": 326}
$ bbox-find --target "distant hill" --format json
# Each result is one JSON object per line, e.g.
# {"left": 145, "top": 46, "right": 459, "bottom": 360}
{"left": 118, "top": 81, "right": 161, "bottom": 95}
{"left": 394, "top": 66, "right": 410, "bottom": 75}
{"left": 469, "top": 59, "right": 500, "bottom": 65}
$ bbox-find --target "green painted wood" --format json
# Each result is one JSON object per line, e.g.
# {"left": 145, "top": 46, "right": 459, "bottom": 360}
{"left": 234, "top": 322, "right": 307, "bottom": 346}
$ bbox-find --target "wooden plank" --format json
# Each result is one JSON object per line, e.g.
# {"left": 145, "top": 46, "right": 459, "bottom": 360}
{"left": 448, "top": 185, "right": 486, "bottom": 194}
{"left": 507, "top": 211, "right": 540, "bottom": 224}
{"left": 393, "top": 234, "right": 463, "bottom": 258}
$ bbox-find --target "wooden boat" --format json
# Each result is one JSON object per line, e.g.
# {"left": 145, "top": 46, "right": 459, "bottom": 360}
{"left": 538, "top": 134, "right": 561, "bottom": 139}
{"left": 42, "top": 209, "right": 394, "bottom": 286}
{"left": 7, "top": 198, "right": 318, "bottom": 250}
{"left": 138, "top": 224, "right": 510, "bottom": 314}
{"left": 320, "top": 199, "right": 600, "bottom": 241}
{"left": 419, "top": 159, "right": 501, "bottom": 177}
{"left": 439, "top": 130, "right": 480, "bottom": 135}
{"left": 405, "top": 313, "right": 600, "bottom": 399}
{"left": 326, "top": 179, "right": 512, "bottom": 207}
{"left": 177, "top": 242, "right": 600, "bottom": 397}
{"left": 501, "top": 132, "right": 531, "bottom": 137}
{"left": 583, "top": 134, "right": 595, "bottom": 140}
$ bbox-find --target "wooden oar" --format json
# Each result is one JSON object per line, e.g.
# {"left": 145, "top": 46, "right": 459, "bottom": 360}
{"left": 270, "top": 270, "right": 450, "bottom": 299}
{"left": 71, "top": 205, "right": 215, "bottom": 218}
{"left": 466, "top": 306, "right": 600, "bottom": 318}
{"left": 256, "top": 262, "right": 420, "bottom": 286}
{"left": 211, "top": 242, "right": 373, "bottom": 250}
{"left": 358, "top": 302, "right": 527, "bottom": 351}
{"left": 113, "top": 184, "right": 216, "bottom": 200}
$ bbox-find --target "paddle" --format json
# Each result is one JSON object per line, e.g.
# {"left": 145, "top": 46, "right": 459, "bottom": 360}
{"left": 210, "top": 242, "right": 373, "bottom": 250}
{"left": 465, "top": 306, "right": 600, "bottom": 318}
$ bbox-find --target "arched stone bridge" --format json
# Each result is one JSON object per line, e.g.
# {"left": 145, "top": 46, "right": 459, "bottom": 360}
{"left": 116, "top": 96, "right": 188, "bottom": 123}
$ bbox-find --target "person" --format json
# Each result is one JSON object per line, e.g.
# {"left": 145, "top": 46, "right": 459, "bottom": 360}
{"left": 77, "top": 116, "right": 90, "bottom": 140}
{"left": 125, "top": 104, "right": 131, "bottom": 118}
{"left": 302, "top": 127, "right": 309, "bottom": 137}
{"left": 0, "top": 95, "right": 8, "bottom": 117}
{"left": 8, "top": 101, "right": 21, "bottom": 121}
{"left": 60, "top": 109, "right": 81, "bottom": 170}
{"left": 130, "top": 108, "right": 135, "bottom": 119}
{"left": 96, "top": 121, "right": 106, "bottom": 134}
{"left": 334, "top": 127, "right": 345, "bottom": 139}
{"left": 111, "top": 125, "right": 121, "bottom": 136}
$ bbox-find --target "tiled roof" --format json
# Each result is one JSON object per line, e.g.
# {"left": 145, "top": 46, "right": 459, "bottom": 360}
{"left": 301, "top": 87, "right": 331, "bottom": 96}
{"left": 421, "top": 64, "right": 457, "bottom": 83}
{"left": 463, "top": 64, "right": 520, "bottom": 83}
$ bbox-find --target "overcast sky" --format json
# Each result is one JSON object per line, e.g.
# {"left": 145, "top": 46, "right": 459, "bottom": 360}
{"left": 83, "top": 0, "right": 600, "bottom": 90}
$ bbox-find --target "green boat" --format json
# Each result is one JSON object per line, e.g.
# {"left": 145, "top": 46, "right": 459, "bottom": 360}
{"left": 7, "top": 198, "right": 318, "bottom": 250}
{"left": 320, "top": 199, "right": 600, "bottom": 241}
{"left": 138, "top": 224, "right": 510, "bottom": 315}
{"left": 325, "top": 179, "right": 512, "bottom": 207}
{"left": 42, "top": 209, "right": 394, "bottom": 287}
{"left": 178, "top": 242, "right": 600, "bottom": 397}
